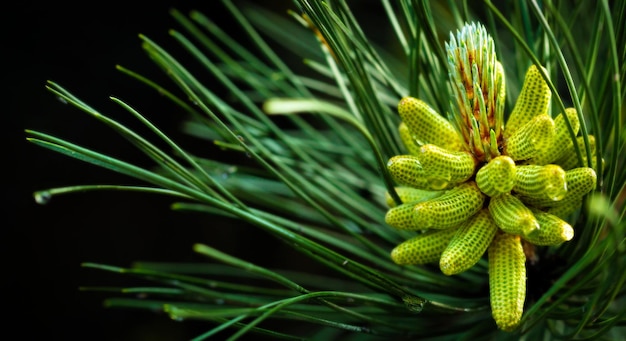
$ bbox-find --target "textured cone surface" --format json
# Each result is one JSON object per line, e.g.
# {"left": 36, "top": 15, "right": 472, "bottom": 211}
{"left": 532, "top": 108, "right": 580, "bottom": 164}
{"left": 522, "top": 209, "right": 574, "bottom": 245}
{"left": 505, "top": 114, "right": 555, "bottom": 161}
{"left": 514, "top": 164, "right": 567, "bottom": 202}
{"left": 505, "top": 65, "right": 551, "bottom": 138}
{"left": 489, "top": 193, "right": 539, "bottom": 236}
{"left": 476, "top": 155, "right": 516, "bottom": 197}
{"left": 489, "top": 232, "right": 526, "bottom": 332}
{"left": 413, "top": 182, "right": 485, "bottom": 229}
{"left": 398, "top": 122, "right": 422, "bottom": 155}
{"left": 387, "top": 155, "right": 435, "bottom": 190}
{"left": 385, "top": 187, "right": 444, "bottom": 208}
{"left": 419, "top": 144, "right": 476, "bottom": 187}
{"left": 528, "top": 167, "right": 597, "bottom": 208}
{"left": 398, "top": 96, "right": 464, "bottom": 151}
{"left": 391, "top": 228, "right": 458, "bottom": 265}
{"left": 385, "top": 202, "right": 421, "bottom": 230}
{"left": 440, "top": 209, "right": 498, "bottom": 275}
{"left": 563, "top": 167, "right": 597, "bottom": 196}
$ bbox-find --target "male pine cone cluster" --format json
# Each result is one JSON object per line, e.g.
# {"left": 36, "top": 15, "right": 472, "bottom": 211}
{"left": 385, "top": 23, "right": 598, "bottom": 331}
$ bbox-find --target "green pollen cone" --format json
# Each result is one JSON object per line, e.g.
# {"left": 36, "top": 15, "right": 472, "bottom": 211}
{"left": 562, "top": 167, "right": 597, "bottom": 196}
{"left": 387, "top": 155, "right": 437, "bottom": 190}
{"left": 505, "top": 114, "right": 555, "bottom": 161}
{"left": 440, "top": 209, "right": 498, "bottom": 275}
{"left": 488, "top": 232, "right": 526, "bottom": 332}
{"left": 522, "top": 208, "right": 574, "bottom": 245}
{"left": 398, "top": 96, "right": 464, "bottom": 151}
{"left": 476, "top": 155, "right": 516, "bottom": 197}
{"left": 385, "top": 187, "right": 444, "bottom": 208}
{"left": 385, "top": 201, "right": 421, "bottom": 230}
{"left": 525, "top": 167, "right": 597, "bottom": 208}
{"left": 419, "top": 144, "right": 476, "bottom": 189}
{"left": 489, "top": 193, "right": 539, "bottom": 236}
{"left": 504, "top": 64, "right": 551, "bottom": 138}
{"left": 413, "top": 182, "right": 485, "bottom": 230}
{"left": 532, "top": 108, "right": 580, "bottom": 165}
{"left": 391, "top": 228, "right": 458, "bottom": 265}
{"left": 514, "top": 164, "right": 567, "bottom": 202}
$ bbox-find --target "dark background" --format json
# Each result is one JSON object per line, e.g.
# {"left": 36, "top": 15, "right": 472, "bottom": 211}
{"left": 7, "top": 1, "right": 302, "bottom": 340}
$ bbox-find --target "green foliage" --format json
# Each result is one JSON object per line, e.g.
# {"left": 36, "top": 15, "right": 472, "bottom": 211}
{"left": 27, "top": 0, "right": 625, "bottom": 340}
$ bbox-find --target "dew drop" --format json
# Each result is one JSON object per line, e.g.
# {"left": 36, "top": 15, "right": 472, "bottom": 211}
{"left": 235, "top": 135, "right": 252, "bottom": 157}
{"left": 344, "top": 221, "right": 362, "bottom": 233}
{"left": 546, "top": 184, "right": 567, "bottom": 201}
{"left": 427, "top": 176, "right": 450, "bottom": 190}
{"left": 521, "top": 216, "right": 541, "bottom": 237}
{"left": 402, "top": 295, "right": 425, "bottom": 313}
{"left": 271, "top": 72, "right": 284, "bottom": 81}
{"left": 34, "top": 191, "right": 51, "bottom": 205}
{"left": 492, "top": 156, "right": 516, "bottom": 192}
{"left": 413, "top": 138, "right": 426, "bottom": 146}
{"left": 413, "top": 204, "right": 434, "bottom": 228}
{"left": 215, "top": 298, "right": 225, "bottom": 305}
{"left": 220, "top": 166, "right": 238, "bottom": 180}
{"left": 562, "top": 224, "right": 574, "bottom": 242}
{"left": 544, "top": 165, "right": 567, "bottom": 201}
{"left": 56, "top": 96, "right": 68, "bottom": 105}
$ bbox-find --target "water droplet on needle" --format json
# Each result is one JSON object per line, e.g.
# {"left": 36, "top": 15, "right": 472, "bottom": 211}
{"left": 34, "top": 191, "right": 51, "bottom": 205}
